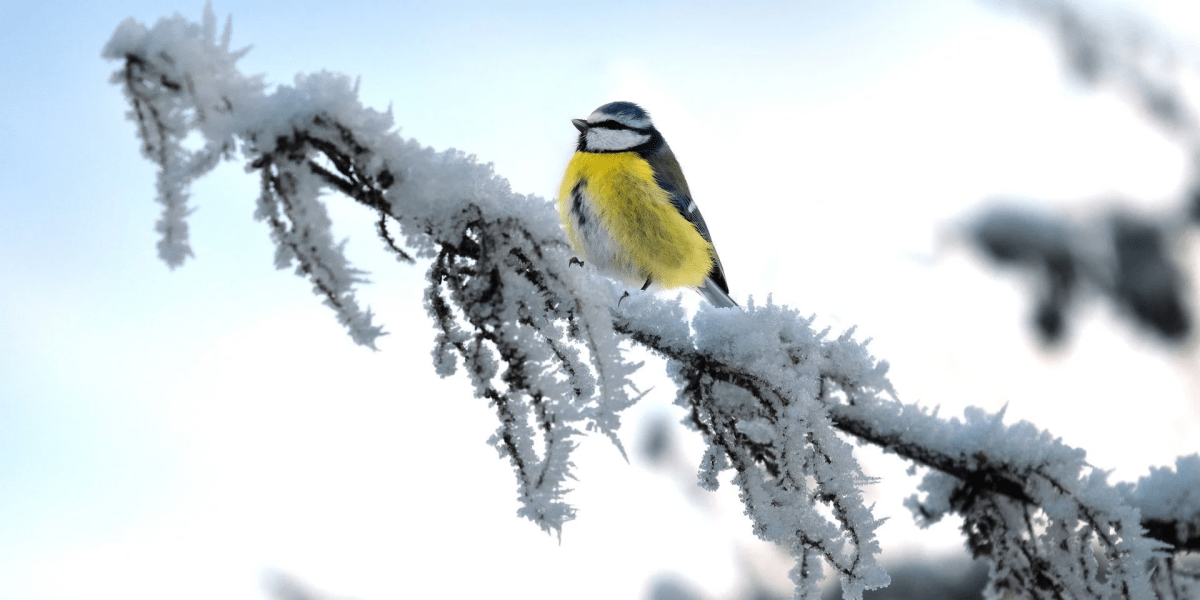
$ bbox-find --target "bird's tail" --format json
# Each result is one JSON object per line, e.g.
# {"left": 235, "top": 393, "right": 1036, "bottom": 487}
{"left": 697, "top": 277, "right": 739, "bottom": 308}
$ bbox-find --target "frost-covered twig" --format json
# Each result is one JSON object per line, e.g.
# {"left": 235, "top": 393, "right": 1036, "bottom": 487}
{"left": 1120, "top": 456, "right": 1200, "bottom": 552}
{"left": 104, "top": 5, "right": 1198, "bottom": 599}
{"left": 615, "top": 295, "right": 1192, "bottom": 599}
{"left": 103, "top": 3, "right": 638, "bottom": 539}
{"left": 839, "top": 399, "right": 1170, "bottom": 599}
{"left": 613, "top": 299, "right": 892, "bottom": 598}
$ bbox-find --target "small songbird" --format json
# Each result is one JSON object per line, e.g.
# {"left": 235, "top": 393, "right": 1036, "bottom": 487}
{"left": 557, "top": 101, "right": 737, "bottom": 308}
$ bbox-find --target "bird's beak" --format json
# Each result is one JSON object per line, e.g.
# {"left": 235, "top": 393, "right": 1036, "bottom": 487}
{"left": 571, "top": 118, "right": 589, "bottom": 132}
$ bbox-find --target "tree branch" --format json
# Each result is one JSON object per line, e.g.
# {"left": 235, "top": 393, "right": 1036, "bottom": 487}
{"left": 103, "top": 6, "right": 1198, "bottom": 598}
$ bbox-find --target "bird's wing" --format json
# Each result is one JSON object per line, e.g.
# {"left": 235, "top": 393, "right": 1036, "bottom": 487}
{"left": 646, "top": 147, "right": 732, "bottom": 296}
{"left": 697, "top": 276, "right": 739, "bottom": 308}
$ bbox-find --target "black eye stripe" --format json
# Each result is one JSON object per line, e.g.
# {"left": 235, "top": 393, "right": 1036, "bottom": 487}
{"left": 589, "top": 119, "right": 651, "bottom": 133}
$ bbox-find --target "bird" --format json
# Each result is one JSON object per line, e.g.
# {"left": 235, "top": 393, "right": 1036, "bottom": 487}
{"left": 557, "top": 101, "right": 737, "bottom": 308}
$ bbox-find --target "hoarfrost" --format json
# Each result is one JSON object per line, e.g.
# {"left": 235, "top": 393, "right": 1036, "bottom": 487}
{"left": 105, "top": 5, "right": 1198, "bottom": 598}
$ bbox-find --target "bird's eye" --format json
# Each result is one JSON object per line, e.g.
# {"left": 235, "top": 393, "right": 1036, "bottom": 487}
{"left": 591, "top": 120, "right": 630, "bottom": 130}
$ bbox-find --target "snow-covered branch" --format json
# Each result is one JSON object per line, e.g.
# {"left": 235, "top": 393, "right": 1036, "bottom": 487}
{"left": 105, "top": 1, "right": 654, "bottom": 542}
{"left": 613, "top": 300, "right": 892, "bottom": 597}
{"left": 104, "top": 5, "right": 1198, "bottom": 599}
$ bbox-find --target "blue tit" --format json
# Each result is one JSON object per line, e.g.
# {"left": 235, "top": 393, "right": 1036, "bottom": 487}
{"left": 557, "top": 101, "right": 738, "bottom": 308}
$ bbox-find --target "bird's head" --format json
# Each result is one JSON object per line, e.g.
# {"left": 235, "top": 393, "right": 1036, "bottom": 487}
{"left": 573, "top": 101, "right": 657, "bottom": 152}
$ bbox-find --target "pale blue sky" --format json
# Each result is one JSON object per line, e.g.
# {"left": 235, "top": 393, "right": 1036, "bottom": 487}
{"left": 2, "top": 1, "right": 1198, "bottom": 599}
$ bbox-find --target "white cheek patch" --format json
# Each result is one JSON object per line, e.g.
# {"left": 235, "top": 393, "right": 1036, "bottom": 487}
{"left": 586, "top": 128, "right": 651, "bottom": 151}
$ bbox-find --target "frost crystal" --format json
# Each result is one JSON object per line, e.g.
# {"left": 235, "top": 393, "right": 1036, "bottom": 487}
{"left": 106, "top": 5, "right": 1199, "bottom": 598}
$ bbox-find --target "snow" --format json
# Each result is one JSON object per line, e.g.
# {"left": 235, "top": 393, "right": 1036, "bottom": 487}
{"left": 103, "top": 3, "right": 1198, "bottom": 598}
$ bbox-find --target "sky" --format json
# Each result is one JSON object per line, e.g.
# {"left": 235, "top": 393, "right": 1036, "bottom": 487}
{"left": 2, "top": 1, "right": 1199, "bottom": 599}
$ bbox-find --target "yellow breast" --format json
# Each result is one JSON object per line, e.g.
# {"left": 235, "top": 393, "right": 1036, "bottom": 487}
{"left": 557, "top": 152, "right": 714, "bottom": 289}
